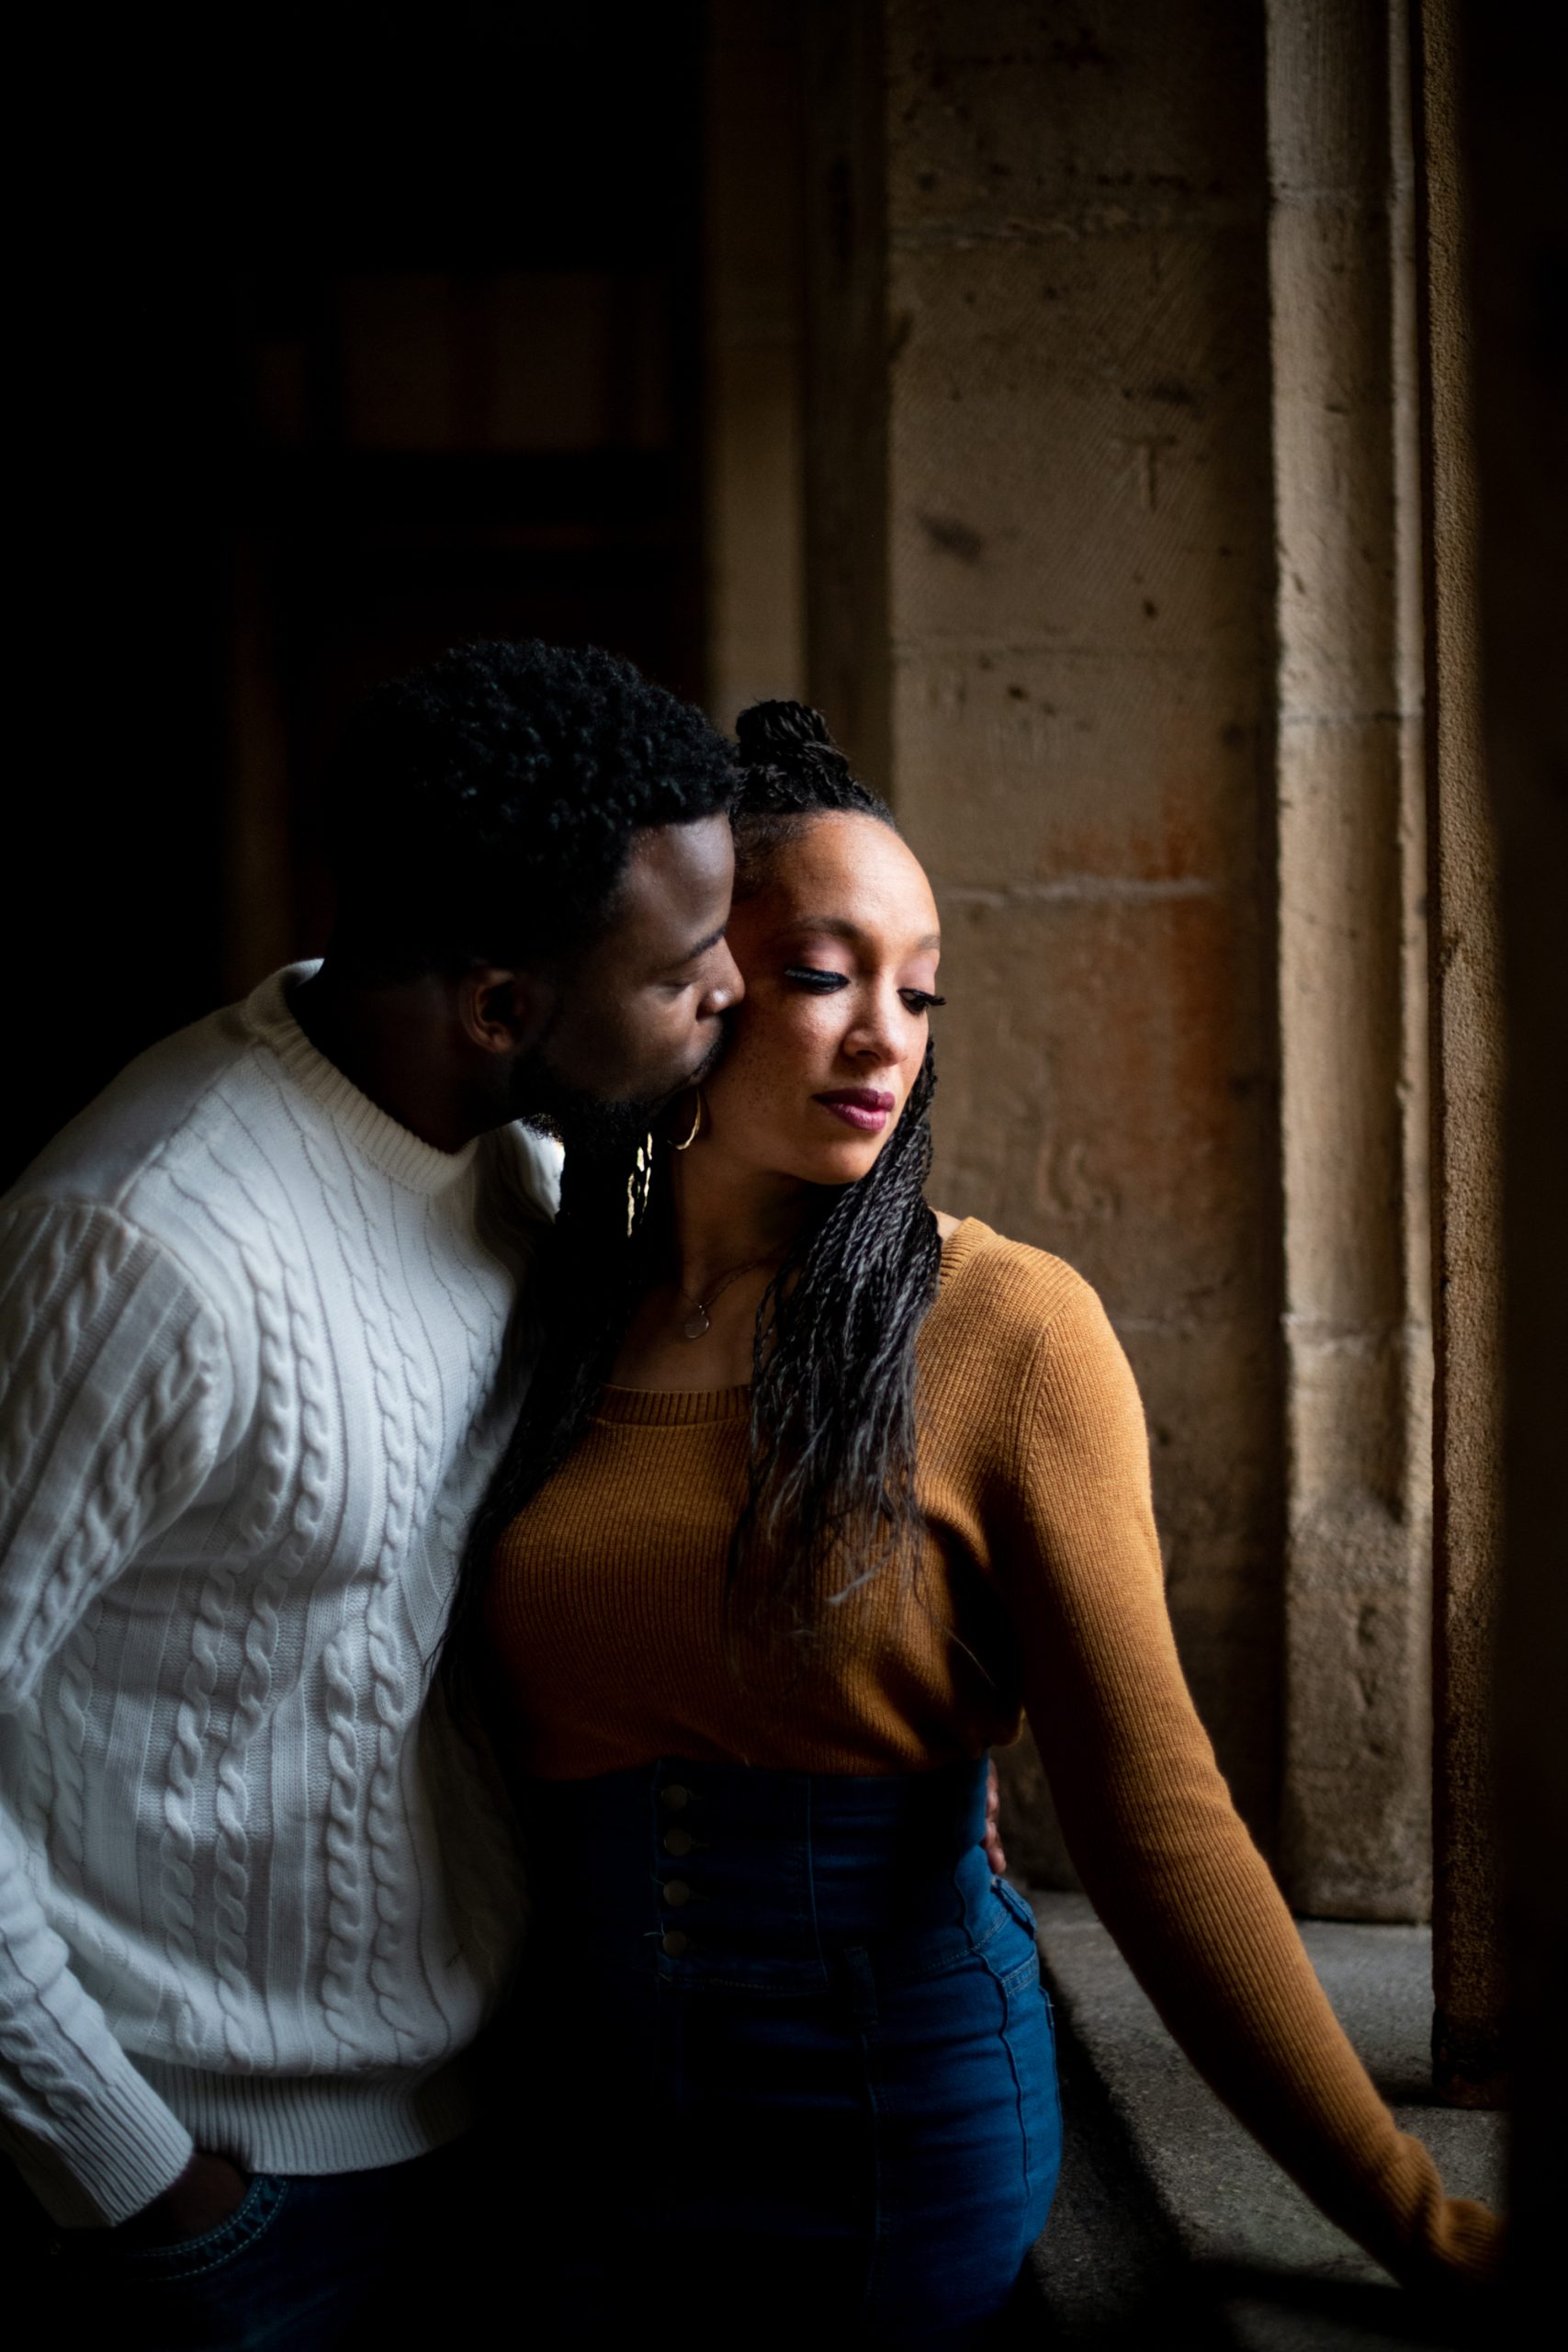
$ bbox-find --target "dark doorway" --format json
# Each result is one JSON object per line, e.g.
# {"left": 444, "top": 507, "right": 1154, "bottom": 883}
{"left": 13, "top": 6, "right": 705, "bottom": 1185}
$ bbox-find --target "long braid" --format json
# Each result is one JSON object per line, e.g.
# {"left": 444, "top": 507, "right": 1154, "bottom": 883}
{"left": 734, "top": 1040, "right": 940, "bottom": 1642}
{"left": 441, "top": 698, "right": 942, "bottom": 1695}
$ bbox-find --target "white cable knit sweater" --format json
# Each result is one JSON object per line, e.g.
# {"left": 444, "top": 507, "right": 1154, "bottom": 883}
{"left": 0, "top": 964, "right": 559, "bottom": 2225}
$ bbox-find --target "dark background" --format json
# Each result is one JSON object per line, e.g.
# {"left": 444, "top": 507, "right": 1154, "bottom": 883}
{"left": 13, "top": 5, "right": 708, "bottom": 1185}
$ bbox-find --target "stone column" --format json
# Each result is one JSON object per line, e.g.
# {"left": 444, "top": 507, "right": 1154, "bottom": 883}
{"left": 1457, "top": 0, "right": 1567, "bottom": 2214}
{"left": 1267, "top": 0, "right": 1435, "bottom": 1921}
{"left": 703, "top": 0, "right": 807, "bottom": 729}
{"left": 1414, "top": 0, "right": 1507, "bottom": 2107}
{"left": 805, "top": 1, "right": 1286, "bottom": 1872}
{"left": 802, "top": 0, "right": 890, "bottom": 789}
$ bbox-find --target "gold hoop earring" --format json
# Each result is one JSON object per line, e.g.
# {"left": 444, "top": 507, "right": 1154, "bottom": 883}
{"left": 671, "top": 1087, "right": 705, "bottom": 1152}
{"left": 626, "top": 1132, "right": 655, "bottom": 1237}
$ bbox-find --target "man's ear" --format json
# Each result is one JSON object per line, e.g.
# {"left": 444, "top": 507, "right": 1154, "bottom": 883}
{"left": 456, "top": 967, "right": 554, "bottom": 1060}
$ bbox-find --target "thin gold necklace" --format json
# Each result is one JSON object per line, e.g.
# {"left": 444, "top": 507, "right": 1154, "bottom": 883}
{"left": 675, "top": 1256, "right": 778, "bottom": 1340}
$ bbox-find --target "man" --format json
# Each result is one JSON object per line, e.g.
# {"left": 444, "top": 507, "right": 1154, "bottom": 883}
{"left": 0, "top": 639, "right": 741, "bottom": 2343}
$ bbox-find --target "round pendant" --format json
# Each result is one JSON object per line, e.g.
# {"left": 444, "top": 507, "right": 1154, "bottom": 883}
{"left": 682, "top": 1306, "right": 711, "bottom": 1340}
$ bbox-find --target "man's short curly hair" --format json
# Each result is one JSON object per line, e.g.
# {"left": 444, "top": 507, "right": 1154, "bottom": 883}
{"left": 325, "top": 639, "right": 736, "bottom": 975}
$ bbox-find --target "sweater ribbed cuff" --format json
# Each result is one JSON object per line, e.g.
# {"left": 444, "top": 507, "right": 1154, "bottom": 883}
{"left": 13, "top": 2067, "right": 195, "bottom": 2228}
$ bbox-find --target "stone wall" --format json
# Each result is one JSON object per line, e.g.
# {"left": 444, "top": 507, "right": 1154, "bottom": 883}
{"left": 709, "top": 3, "right": 1521, "bottom": 1956}
{"left": 803, "top": 0, "right": 1288, "bottom": 1865}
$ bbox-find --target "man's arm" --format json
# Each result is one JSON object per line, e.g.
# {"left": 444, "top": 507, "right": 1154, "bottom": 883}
{"left": 0, "top": 1199, "right": 232, "bottom": 2226}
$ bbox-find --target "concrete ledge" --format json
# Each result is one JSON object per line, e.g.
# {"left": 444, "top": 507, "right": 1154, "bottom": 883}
{"left": 1006, "top": 1892, "right": 1504, "bottom": 2349}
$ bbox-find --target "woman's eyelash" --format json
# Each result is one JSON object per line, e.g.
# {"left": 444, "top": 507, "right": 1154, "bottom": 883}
{"left": 783, "top": 965, "right": 946, "bottom": 1014}
{"left": 783, "top": 965, "right": 848, "bottom": 991}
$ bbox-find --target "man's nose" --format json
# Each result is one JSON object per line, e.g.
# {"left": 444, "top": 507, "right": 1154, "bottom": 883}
{"left": 698, "top": 941, "right": 744, "bottom": 1017}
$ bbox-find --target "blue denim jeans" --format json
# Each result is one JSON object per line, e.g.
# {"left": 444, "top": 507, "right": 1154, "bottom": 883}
{"left": 59, "top": 2138, "right": 474, "bottom": 2351}
{"left": 518, "top": 1753, "right": 1062, "bottom": 2347}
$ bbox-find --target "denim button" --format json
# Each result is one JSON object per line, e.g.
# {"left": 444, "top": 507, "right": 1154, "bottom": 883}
{"left": 660, "top": 1784, "right": 691, "bottom": 1812}
{"left": 663, "top": 1880, "right": 692, "bottom": 1907}
{"left": 661, "top": 1930, "right": 690, "bottom": 1957}
{"left": 663, "top": 1827, "right": 694, "bottom": 1856}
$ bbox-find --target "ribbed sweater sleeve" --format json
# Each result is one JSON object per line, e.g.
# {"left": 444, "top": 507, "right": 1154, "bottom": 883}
{"left": 0, "top": 1200, "right": 229, "bottom": 2223}
{"left": 996, "top": 1272, "right": 1501, "bottom": 2290}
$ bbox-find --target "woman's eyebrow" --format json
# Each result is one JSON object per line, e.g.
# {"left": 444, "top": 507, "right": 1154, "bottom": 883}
{"left": 785, "top": 915, "right": 942, "bottom": 954}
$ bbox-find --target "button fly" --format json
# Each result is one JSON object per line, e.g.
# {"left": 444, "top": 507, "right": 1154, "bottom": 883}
{"left": 660, "top": 1930, "right": 690, "bottom": 1957}
{"left": 662, "top": 1827, "right": 694, "bottom": 1857}
{"left": 663, "top": 1880, "right": 692, "bottom": 1908}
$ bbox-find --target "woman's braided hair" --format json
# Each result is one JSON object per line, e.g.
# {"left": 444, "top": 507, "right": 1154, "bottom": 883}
{"left": 443, "top": 700, "right": 942, "bottom": 1692}
{"left": 725, "top": 703, "right": 943, "bottom": 1641}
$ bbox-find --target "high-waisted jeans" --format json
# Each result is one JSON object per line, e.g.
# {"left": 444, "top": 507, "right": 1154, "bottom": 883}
{"left": 516, "top": 1754, "right": 1061, "bottom": 2346}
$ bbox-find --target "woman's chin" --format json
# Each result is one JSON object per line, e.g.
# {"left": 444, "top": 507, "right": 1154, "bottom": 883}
{"left": 796, "top": 1139, "right": 889, "bottom": 1188}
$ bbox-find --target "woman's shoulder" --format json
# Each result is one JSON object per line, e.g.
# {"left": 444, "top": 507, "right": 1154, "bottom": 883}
{"left": 922, "top": 1218, "right": 1144, "bottom": 1475}
{"left": 927, "top": 1216, "right": 1113, "bottom": 1370}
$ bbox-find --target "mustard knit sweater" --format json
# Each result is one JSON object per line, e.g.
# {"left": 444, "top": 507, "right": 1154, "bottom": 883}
{"left": 487, "top": 1217, "right": 1500, "bottom": 2290}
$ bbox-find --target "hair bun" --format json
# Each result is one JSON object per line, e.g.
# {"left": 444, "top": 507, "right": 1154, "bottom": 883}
{"left": 729, "top": 698, "right": 891, "bottom": 825}
{"left": 735, "top": 700, "right": 849, "bottom": 775}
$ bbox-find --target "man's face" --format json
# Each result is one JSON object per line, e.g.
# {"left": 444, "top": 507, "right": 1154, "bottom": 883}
{"left": 517, "top": 814, "right": 742, "bottom": 1139}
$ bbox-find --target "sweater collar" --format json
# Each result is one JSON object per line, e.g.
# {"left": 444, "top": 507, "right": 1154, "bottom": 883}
{"left": 241, "top": 961, "right": 481, "bottom": 1197}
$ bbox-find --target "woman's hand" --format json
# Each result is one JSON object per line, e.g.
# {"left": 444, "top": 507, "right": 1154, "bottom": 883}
{"left": 984, "top": 1759, "right": 1008, "bottom": 1876}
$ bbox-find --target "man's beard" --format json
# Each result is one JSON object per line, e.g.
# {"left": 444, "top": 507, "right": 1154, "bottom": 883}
{"left": 512, "top": 1027, "right": 725, "bottom": 1161}
{"left": 518, "top": 1075, "right": 664, "bottom": 1159}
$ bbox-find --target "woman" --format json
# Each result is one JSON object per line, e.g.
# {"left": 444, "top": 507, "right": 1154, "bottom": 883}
{"left": 457, "top": 704, "right": 1498, "bottom": 2342}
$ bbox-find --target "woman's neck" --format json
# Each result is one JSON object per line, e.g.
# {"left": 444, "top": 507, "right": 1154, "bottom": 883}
{"left": 665, "top": 1146, "right": 811, "bottom": 1296}
{"left": 605, "top": 1141, "right": 812, "bottom": 1394}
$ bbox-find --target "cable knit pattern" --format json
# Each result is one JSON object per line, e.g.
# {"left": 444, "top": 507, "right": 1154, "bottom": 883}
{"left": 284, "top": 1102, "right": 429, "bottom": 2058}
{"left": 166, "top": 1135, "right": 333, "bottom": 2070}
{"left": 0, "top": 963, "right": 557, "bottom": 2225}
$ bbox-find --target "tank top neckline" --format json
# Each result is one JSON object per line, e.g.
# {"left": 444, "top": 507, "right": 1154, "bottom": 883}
{"left": 592, "top": 1216, "right": 987, "bottom": 1429}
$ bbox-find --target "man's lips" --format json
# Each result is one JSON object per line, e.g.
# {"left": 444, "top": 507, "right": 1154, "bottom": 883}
{"left": 814, "top": 1087, "right": 897, "bottom": 1133}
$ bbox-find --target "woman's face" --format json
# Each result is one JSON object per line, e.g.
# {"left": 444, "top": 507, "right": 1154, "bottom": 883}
{"left": 702, "top": 812, "right": 943, "bottom": 1187}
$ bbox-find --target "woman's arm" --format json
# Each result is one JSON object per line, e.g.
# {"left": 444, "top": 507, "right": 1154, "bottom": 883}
{"left": 992, "top": 1273, "right": 1500, "bottom": 2290}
